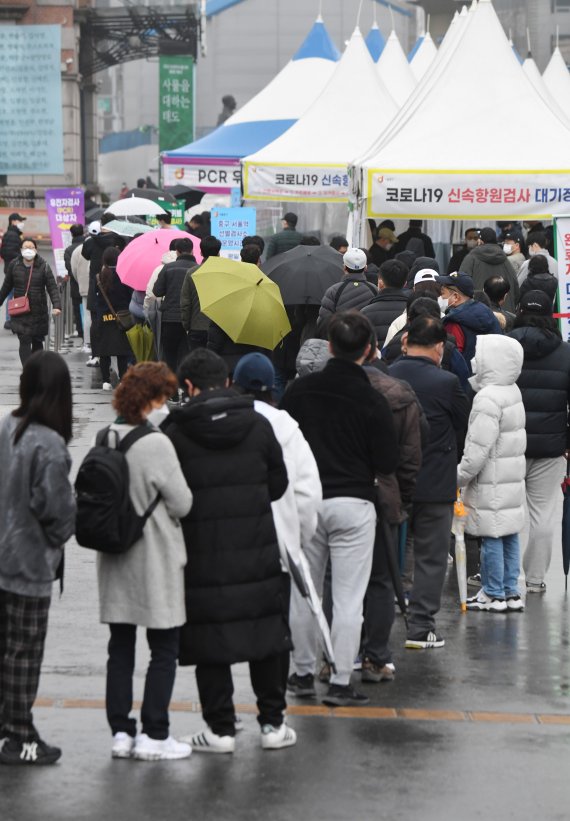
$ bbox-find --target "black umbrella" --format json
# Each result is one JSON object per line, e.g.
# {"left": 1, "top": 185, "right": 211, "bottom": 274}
{"left": 164, "top": 185, "right": 206, "bottom": 209}
{"left": 562, "top": 459, "right": 570, "bottom": 590}
{"left": 85, "top": 206, "right": 105, "bottom": 223}
{"left": 263, "top": 245, "right": 344, "bottom": 305}
{"left": 126, "top": 187, "right": 177, "bottom": 204}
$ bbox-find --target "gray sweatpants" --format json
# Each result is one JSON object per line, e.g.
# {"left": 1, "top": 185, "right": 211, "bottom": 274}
{"left": 289, "top": 497, "right": 376, "bottom": 687}
{"left": 521, "top": 456, "right": 565, "bottom": 585}
{"left": 407, "top": 502, "right": 453, "bottom": 640}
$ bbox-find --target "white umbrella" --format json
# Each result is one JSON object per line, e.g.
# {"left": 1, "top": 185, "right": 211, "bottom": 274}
{"left": 105, "top": 195, "right": 167, "bottom": 217}
{"left": 452, "top": 493, "right": 468, "bottom": 613}
{"left": 104, "top": 220, "right": 155, "bottom": 237}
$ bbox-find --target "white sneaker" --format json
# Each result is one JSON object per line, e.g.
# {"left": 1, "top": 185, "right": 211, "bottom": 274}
{"left": 182, "top": 728, "right": 235, "bottom": 754}
{"left": 132, "top": 733, "right": 191, "bottom": 761}
{"left": 86, "top": 356, "right": 99, "bottom": 367}
{"left": 81, "top": 344, "right": 92, "bottom": 353}
{"left": 111, "top": 732, "right": 135, "bottom": 759}
{"left": 102, "top": 382, "right": 113, "bottom": 391}
{"left": 260, "top": 722, "right": 297, "bottom": 750}
{"left": 506, "top": 595, "right": 525, "bottom": 612}
{"left": 466, "top": 589, "right": 507, "bottom": 612}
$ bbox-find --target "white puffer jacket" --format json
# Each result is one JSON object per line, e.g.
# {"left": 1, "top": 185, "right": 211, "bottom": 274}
{"left": 457, "top": 335, "right": 526, "bottom": 538}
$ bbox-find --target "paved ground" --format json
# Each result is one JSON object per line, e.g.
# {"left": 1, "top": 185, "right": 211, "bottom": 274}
{"left": 0, "top": 326, "right": 569, "bottom": 821}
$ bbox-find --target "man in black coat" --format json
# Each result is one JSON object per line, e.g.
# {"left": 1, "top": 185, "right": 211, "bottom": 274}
{"left": 166, "top": 349, "right": 296, "bottom": 753}
{"left": 361, "top": 259, "right": 409, "bottom": 348}
{"left": 153, "top": 237, "right": 196, "bottom": 373}
{"left": 397, "top": 220, "right": 435, "bottom": 259}
{"left": 63, "top": 224, "right": 85, "bottom": 339}
{"left": 390, "top": 316, "right": 470, "bottom": 649}
{"left": 447, "top": 227, "right": 480, "bottom": 274}
{"left": 281, "top": 312, "right": 399, "bottom": 707}
{"left": 1, "top": 213, "right": 26, "bottom": 328}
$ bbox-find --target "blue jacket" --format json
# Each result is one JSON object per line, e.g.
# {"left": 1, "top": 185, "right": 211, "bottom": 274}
{"left": 443, "top": 299, "right": 501, "bottom": 372}
{"left": 389, "top": 356, "right": 470, "bottom": 503}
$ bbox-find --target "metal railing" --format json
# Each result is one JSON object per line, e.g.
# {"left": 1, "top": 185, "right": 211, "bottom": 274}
{"left": 47, "top": 281, "right": 76, "bottom": 354}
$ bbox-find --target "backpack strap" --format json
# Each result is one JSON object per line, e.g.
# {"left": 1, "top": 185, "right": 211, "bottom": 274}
{"left": 332, "top": 277, "right": 376, "bottom": 311}
{"left": 118, "top": 424, "right": 161, "bottom": 521}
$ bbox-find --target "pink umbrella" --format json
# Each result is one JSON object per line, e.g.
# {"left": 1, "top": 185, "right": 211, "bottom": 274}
{"left": 116, "top": 229, "right": 203, "bottom": 290}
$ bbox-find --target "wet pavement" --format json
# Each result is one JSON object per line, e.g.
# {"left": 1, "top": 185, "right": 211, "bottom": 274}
{"left": 0, "top": 328, "right": 569, "bottom": 821}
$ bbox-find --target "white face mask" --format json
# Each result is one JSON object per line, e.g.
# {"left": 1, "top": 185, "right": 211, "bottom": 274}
{"left": 503, "top": 243, "right": 513, "bottom": 255}
{"left": 528, "top": 247, "right": 538, "bottom": 256}
{"left": 385, "top": 242, "right": 393, "bottom": 251}
{"left": 146, "top": 403, "right": 170, "bottom": 427}
{"left": 438, "top": 296, "right": 449, "bottom": 312}
{"left": 21, "top": 248, "right": 36, "bottom": 260}
{"left": 15, "top": 222, "right": 25, "bottom": 231}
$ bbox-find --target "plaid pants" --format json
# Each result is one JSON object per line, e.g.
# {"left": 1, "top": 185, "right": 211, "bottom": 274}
{"left": 0, "top": 588, "right": 51, "bottom": 741}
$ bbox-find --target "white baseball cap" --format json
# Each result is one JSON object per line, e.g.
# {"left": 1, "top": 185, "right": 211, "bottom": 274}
{"left": 88, "top": 220, "right": 101, "bottom": 236}
{"left": 413, "top": 269, "right": 438, "bottom": 286}
{"left": 343, "top": 247, "right": 367, "bottom": 271}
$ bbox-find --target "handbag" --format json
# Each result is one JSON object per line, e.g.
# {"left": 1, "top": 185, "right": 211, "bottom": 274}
{"left": 96, "top": 275, "right": 135, "bottom": 332}
{"left": 7, "top": 262, "right": 34, "bottom": 316}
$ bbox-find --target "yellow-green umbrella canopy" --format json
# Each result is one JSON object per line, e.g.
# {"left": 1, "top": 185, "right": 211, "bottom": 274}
{"left": 191, "top": 256, "right": 291, "bottom": 350}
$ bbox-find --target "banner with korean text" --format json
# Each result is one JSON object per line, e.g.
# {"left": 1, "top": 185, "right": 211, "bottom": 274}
{"left": 45, "top": 189, "right": 85, "bottom": 279}
{"left": 159, "top": 56, "right": 194, "bottom": 153}
{"left": 162, "top": 158, "right": 241, "bottom": 192}
{"left": 244, "top": 164, "right": 349, "bottom": 202}
{"left": 368, "top": 171, "right": 570, "bottom": 219}
{"left": 0, "top": 26, "right": 63, "bottom": 174}
{"left": 554, "top": 216, "right": 570, "bottom": 343}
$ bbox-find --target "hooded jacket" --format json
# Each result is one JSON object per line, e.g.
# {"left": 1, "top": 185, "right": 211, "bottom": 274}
{"left": 153, "top": 252, "right": 197, "bottom": 323}
{"left": 361, "top": 288, "right": 409, "bottom": 348}
{"left": 0, "top": 254, "right": 61, "bottom": 337}
{"left": 0, "top": 224, "right": 22, "bottom": 267}
{"left": 70, "top": 243, "right": 90, "bottom": 297}
{"left": 517, "top": 250, "right": 558, "bottom": 285}
{"left": 317, "top": 273, "right": 377, "bottom": 328}
{"left": 405, "top": 256, "right": 440, "bottom": 289}
{"left": 457, "top": 335, "right": 526, "bottom": 537}
{"left": 81, "top": 231, "right": 124, "bottom": 309}
{"left": 460, "top": 243, "right": 520, "bottom": 311}
{"left": 508, "top": 325, "right": 570, "bottom": 458}
{"left": 443, "top": 299, "right": 502, "bottom": 372}
{"left": 518, "top": 272, "right": 558, "bottom": 306}
{"left": 166, "top": 389, "right": 290, "bottom": 666}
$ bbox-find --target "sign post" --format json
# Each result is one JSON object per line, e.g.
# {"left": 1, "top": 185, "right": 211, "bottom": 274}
{"left": 45, "top": 189, "right": 85, "bottom": 279}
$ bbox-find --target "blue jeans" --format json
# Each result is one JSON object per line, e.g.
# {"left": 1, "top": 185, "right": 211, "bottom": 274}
{"left": 481, "top": 534, "right": 520, "bottom": 599}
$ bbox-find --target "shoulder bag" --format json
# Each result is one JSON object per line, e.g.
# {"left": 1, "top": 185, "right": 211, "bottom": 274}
{"left": 8, "top": 262, "right": 34, "bottom": 316}
{"left": 97, "top": 274, "right": 135, "bottom": 332}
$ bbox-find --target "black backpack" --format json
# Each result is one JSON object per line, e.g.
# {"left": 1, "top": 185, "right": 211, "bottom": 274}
{"left": 75, "top": 425, "right": 160, "bottom": 554}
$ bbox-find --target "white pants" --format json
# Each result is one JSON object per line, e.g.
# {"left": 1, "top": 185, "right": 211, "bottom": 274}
{"left": 289, "top": 497, "right": 376, "bottom": 686}
{"left": 521, "top": 456, "right": 565, "bottom": 585}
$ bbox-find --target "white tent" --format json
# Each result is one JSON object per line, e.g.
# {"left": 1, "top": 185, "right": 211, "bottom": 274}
{"left": 522, "top": 54, "right": 570, "bottom": 128}
{"left": 410, "top": 31, "right": 438, "bottom": 81}
{"left": 543, "top": 47, "right": 570, "bottom": 121}
{"left": 376, "top": 30, "right": 416, "bottom": 107}
{"left": 352, "top": 0, "right": 570, "bottom": 227}
{"left": 243, "top": 27, "right": 397, "bottom": 204}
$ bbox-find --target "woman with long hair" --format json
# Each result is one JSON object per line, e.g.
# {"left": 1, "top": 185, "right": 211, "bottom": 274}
{"left": 0, "top": 351, "right": 75, "bottom": 765}
{"left": 96, "top": 362, "right": 193, "bottom": 761}
{"left": 95, "top": 246, "right": 133, "bottom": 391}
{"left": 0, "top": 238, "right": 61, "bottom": 365}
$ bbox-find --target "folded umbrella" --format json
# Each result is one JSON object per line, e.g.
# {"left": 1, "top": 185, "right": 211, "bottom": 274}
{"left": 105, "top": 195, "right": 168, "bottom": 218}
{"left": 263, "top": 244, "right": 344, "bottom": 305}
{"left": 126, "top": 323, "right": 156, "bottom": 362}
{"left": 191, "top": 256, "right": 291, "bottom": 350}
{"left": 116, "top": 229, "right": 202, "bottom": 291}
{"left": 452, "top": 492, "right": 468, "bottom": 612}
{"left": 562, "top": 459, "right": 570, "bottom": 591}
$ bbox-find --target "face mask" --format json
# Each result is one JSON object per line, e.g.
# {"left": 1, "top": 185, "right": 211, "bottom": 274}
{"left": 385, "top": 243, "right": 393, "bottom": 251}
{"left": 466, "top": 239, "right": 478, "bottom": 249}
{"left": 15, "top": 222, "right": 25, "bottom": 230}
{"left": 528, "top": 247, "right": 537, "bottom": 256}
{"left": 438, "top": 297, "right": 448, "bottom": 312}
{"left": 146, "top": 403, "right": 170, "bottom": 427}
{"left": 22, "top": 249, "right": 36, "bottom": 260}
{"left": 503, "top": 243, "right": 513, "bottom": 255}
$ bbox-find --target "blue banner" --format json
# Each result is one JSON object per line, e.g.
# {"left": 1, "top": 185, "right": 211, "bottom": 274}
{"left": 211, "top": 207, "right": 256, "bottom": 260}
{"left": 0, "top": 25, "right": 64, "bottom": 174}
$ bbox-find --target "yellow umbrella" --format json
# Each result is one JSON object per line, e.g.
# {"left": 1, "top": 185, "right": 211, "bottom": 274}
{"left": 191, "top": 256, "right": 291, "bottom": 350}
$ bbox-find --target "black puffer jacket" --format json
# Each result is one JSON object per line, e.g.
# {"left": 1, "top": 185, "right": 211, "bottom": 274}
{"left": 317, "top": 274, "right": 377, "bottom": 328}
{"left": 0, "top": 225, "right": 23, "bottom": 267}
{"left": 0, "top": 255, "right": 60, "bottom": 336}
{"left": 81, "top": 231, "right": 124, "bottom": 309}
{"left": 508, "top": 325, "right": 570, "bottom": 458}
{"left": 519, "top": 272, "right": 558, "bottom": 307}
{"left": 166, "top": 389, "right": 290, "bottom": 666}
{"left": 153, "top": 252, "right": 196, "bottom": 323}
{"left": 360, "top": 288, "right": 408, "bottom": 348}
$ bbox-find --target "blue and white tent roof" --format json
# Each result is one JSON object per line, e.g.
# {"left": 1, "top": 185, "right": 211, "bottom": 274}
{"left": 165, "top": 17, "right": 339, "bottom": 160}
{"left": 365, "top": 22, "right": 385, "bottom": 62}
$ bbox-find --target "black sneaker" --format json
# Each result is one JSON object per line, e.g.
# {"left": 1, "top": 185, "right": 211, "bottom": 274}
{"left": 0, "top": 738, "right": 61, "bottom": 766}
{"left": 286, "top": 673, "right": 316, "bottom": 698}
{"left": 405, "top": 631, "right": 445, "bottom": 649}
{"left": 322, "top": 684, "right": 370, "bottom": 707}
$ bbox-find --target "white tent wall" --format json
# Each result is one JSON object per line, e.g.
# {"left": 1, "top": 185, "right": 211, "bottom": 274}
{"left": 410, "top": 32, "right": 438, "bottom": 81}
{"left": 543, "top": 47, "right": 570, "bottom": 121}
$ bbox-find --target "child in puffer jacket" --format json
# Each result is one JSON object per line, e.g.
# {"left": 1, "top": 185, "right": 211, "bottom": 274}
{"left": 457, "top": 334, "right": 527, "bottom": 612}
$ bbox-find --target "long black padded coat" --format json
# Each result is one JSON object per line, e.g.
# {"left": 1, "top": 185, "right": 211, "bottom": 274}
{"left": 0, "top": 255, "right": 61, "bottom": 337}
{"left": 166, "top": 388, "right": 291, "bottom": 666}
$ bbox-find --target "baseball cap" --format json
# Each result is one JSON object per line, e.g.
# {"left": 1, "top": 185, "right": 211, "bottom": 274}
{"left": 88, "top": 220, "right": 101, "bottom": 236}
{"left": 436, "top": 271, "right": 474, "bottom": 298}
{"left": 503, "top": 232, "right": 519, "bottom": 243}
{"left": 519, "top": 289, "right": 553, "bottom": 316}
{"left": 378, "top": 227, "right": 398, "bottom": 244}
{"left": 343, "top": 247, "right": 367, "bottom": 272}
{"left": 9, "top": 213, "right": 25, "bottom": 222}
{"left": 282, "top": 212, "right": 298, "bottom": 227}
{"left": 233, "top": 353, "right": 275, "bottom": 392}
{"left": 413, "top": 269, "right": 438, "bottom": 286}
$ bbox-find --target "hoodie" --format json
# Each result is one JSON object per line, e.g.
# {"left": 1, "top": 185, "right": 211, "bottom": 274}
{"left": 457, "top": 335, "right": 526, "bottom": 538}
{"left": 460, "top": 243, "right": 520, "bottom": 311}
{"left": 443, "top": 299, "right": 502, "bottom": 372}
{"left": 406, "top": 256, "right": 440, "bottom": 289}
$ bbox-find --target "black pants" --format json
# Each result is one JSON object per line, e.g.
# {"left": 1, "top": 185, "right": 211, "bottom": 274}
{"left": 105, "top": 623, "right": 180, "bottom": 740}
{"left": 188, "top": 330, "right": 208, "bottom": 351}
{"left": 100, "top": 355, "right": 129, "bottom": 384}
{"left": 160, "top": 322, "right": 189, "bottom": 373}
{"left": 18, "top": 334, "right": 44, "bottom": 366}
{"left": 0, "top": 589, "right": 51, "bottom": 741}
{"left": 362, "top": 521, "right": 397, "bottom": 667}
{"left": 196, "top": 652, "right": 288, "bottom": 738}
{"left": 68, "top": 276, "right": 83, "bottom": 336}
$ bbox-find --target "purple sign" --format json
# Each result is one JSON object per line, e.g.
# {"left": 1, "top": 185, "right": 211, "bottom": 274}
{"left": 45, "top": 188, "right": 85, "bottom": 279}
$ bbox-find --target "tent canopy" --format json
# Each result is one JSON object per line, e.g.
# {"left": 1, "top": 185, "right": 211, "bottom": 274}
{"left": 376, "top": 30, "right": 416, "bottom": 107}
{"left": 543, "top": 47, "right": 570, "bottom": 120}
{"left": 366, "top": 22, "right": 385, "bottom": 62}
{"left": 522, "top": 54, "right": 570, "bottom": 128}
{"left": 243, "top": 27, "right": 397, "bottom": 203}
{"left": 410, "top": 31, "right": 438, "bottom": 81}
{"left": 354, "top": 0, "right": 570, "bottom": 221}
